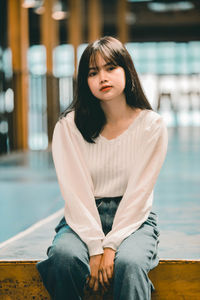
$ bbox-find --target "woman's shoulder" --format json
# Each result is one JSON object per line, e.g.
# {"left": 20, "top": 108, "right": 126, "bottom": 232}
{"left": 139, "top": 110, "right": 168, "bottom": 143}
{"left": 58, "top": 110, "right": 75, "bottom": 124}
{"left": 55, "top": 110, "right": 75, "bottom": 129}
{"left": 141, "top": 109, "right": 165, "bottom": 128}
{"left": 55, "top": 110, "right": 83, "bottom": 139}
{"left": 142, "top": 109, "right": 162, "bottom": 121}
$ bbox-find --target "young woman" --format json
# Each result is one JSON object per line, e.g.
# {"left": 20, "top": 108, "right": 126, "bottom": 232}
{"left": 37, "top": 36, "right": 168, "bottom": 300}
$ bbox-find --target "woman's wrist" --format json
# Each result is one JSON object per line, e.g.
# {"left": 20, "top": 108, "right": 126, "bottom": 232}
{"left": 103, "top": 247, "right": 116, "bottom": 253}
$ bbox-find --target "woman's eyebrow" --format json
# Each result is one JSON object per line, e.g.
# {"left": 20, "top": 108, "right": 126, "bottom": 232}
{"left": 89, "top": 62, "right": 113, "bottom": 71}
{"left": 88, "top": 66, "right": 98, "bottom": 71}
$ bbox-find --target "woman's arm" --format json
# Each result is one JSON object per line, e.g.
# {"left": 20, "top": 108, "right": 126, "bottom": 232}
{"left": 102, "top": 114, "right": 168, "bottom": 251}
{"left": 52, "top": 118, "right": 105, "bottom": 256}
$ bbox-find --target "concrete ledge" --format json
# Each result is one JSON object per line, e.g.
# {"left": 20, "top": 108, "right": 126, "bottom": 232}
{"left": 0, "top": 260, "right": 200, "bottom": 299}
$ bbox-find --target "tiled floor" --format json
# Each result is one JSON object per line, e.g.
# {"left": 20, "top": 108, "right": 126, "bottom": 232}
{"left": 153, "top": 127, "right": 200, "bottom": 259}
{"left": 0, "top": 127, "right": 199, "bottom": 260}
{"left": 0, "top": 150, "right": 64, "bottom": 243}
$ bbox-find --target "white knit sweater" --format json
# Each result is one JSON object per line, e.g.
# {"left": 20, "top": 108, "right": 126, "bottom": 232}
{"left": 52, "top": 109, "right": 168, "bottom": 256}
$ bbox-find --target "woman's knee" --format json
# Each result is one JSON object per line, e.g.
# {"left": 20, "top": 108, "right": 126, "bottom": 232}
{"left": 37, "top": 240, "right": 89, "bottom": 299}
{"left": 115, "top": 250, "right": 148, "bottom": 274}
{"left": 48, "top": 233, "right": 89, "bottom": 275}
{"left": 51, "top": 240, "right": 86, "bottom": 266}
{"left": 50, "top": 242, "right": 74, "bottom": 265}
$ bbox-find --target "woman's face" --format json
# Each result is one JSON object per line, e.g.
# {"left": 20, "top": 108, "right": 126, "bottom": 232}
{"left": 87, "top": 52, "right": 126, "bottom": 102}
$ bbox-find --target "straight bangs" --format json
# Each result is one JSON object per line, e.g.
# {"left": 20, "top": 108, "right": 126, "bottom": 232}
{"left": 88, "top": 38, "right": 125, "bottom": 71}
{"left": 89, "top": 47, "right": 119, "bottom": 70}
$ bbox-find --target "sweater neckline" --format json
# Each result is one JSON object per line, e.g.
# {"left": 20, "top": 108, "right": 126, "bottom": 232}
{"left": 99, "top": 109, "right": 146, "bottom": 143}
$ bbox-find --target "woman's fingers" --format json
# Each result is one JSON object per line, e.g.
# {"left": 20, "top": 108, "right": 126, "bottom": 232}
{"left": 93, "top": 278, "right": 99, "bottom": 292}
{"left": 88, "top": 268, "right": 113, "bottom": 292}
{"left": 88, "top": 250, "right": 115, "bottom": 292}
{"left": 88, "top": 276, "right": 99, "bottom": 292}
{"left": 98, "top": 270, "right": 104, "bottom": 287}
{"left": 99, "top": 269, "right": 109, "bottom": 293}
{"left": 100, "top": 248, "right": 115, "bottom": 285}
{"left": 101, "top": 268, "right": 109, "bottom": 286}
{"left": 88, "top": 276, "right": 95, "bottom": 289}
{"left": 88, "top": 254, "right": 102, "bottom": 292}
{"left": 107, "top": 265, "right": 114, "bottom": 281}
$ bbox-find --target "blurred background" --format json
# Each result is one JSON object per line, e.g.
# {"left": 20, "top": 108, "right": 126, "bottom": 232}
{"left": 0, "top": 0, "right": 200, "bottom": 256}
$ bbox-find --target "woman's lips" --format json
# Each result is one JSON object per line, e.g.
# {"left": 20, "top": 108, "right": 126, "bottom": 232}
{"left": 100, "top": 86, "right": 112, "bottom": 92}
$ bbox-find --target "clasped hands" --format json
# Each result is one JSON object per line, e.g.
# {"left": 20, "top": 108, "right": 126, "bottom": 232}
{"left": 86, "top": 248, "right": 116, "bottom": 294}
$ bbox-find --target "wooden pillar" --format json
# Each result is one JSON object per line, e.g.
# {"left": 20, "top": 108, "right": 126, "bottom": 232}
{"left": 40, "top": 0, "right": 59, "bottom": 74}
{"left": 40, "top": 0, "right": 59, "bottom": 142}
{"left": 7, "top": 0, "right": 29, "bottom": 150}
{"left": 88, "top": 0, "right": 102, "bottom": 43}
{"left": 117, "top": 0, "right": 128, "bottom": 43}
{"left": 68, "top": 0, "right": 83, "bottom": 76}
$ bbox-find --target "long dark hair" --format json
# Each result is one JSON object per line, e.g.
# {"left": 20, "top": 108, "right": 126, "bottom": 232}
{"left": 60, "top": 36, "right": 152, "bottom": 143}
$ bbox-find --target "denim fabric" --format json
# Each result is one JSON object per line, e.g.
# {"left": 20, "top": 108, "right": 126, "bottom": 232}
{"left": 96, "top": 196, "right": 122, "bottom": 235}
{"left": 37, "top": 197, "right": 160, "bottom": 300}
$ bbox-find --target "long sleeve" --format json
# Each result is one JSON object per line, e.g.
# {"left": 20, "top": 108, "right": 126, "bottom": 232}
{"left": 102, "top": 115, "right": 168, "bottom": 250}
{"left": 52, "top": 117, "right": 105, "bottom": 256}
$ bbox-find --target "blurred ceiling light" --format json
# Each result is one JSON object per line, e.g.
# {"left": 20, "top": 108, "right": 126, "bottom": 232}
{"left": 34, "top": 0, "right": 45, "bottom": 15}
{"left": 52, "top": 1, "right": 69, "bottom": 20}
{"left": 22, "top": 0, "right": 36, "bottom": 8}
{"left": 22, "top": 0, "right": 43, "bottom": 8}
{"left": 148, "top": 1, "right": 194, "bottom": 12}
{"left": 34, "top": 5, "right": 45, "bottom": 14}
{"left": 128, "top": 0, "right": 151, "bottom": 2}
{"left": 126, "top": 12, "right": 136, "bottom": 25}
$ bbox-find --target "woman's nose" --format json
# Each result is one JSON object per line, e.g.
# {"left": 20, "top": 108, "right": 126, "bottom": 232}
{"left": 99, "top": 70, "right": 108, "bottom": 83}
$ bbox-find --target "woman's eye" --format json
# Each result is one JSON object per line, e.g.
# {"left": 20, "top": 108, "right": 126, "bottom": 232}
{"left": 107, "top": 66, "right": 116, "bottom": 71}
{"left": 88, "top": 71, "right": 97, "bottom": 77}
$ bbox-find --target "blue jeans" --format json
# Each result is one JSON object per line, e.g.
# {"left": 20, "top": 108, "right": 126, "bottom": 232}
{"left": 37, "top": 197, "right": 160, "bottom": 300}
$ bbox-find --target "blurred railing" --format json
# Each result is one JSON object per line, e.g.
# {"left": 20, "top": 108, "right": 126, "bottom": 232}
{"left": 0, "top": 71, "right": 74, "bottom": 154}
{"left": 0, "top": 69, "right": 14, "bottom": 155}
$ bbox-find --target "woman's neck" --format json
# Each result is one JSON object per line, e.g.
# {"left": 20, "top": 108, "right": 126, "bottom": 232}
{"left": 100, "top": 96, "right": 135, "bottom": 125}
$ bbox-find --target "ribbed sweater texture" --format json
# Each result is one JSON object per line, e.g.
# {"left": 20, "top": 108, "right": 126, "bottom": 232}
{"left": 52, "top": 109, "right": 168, "bottom": 256}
